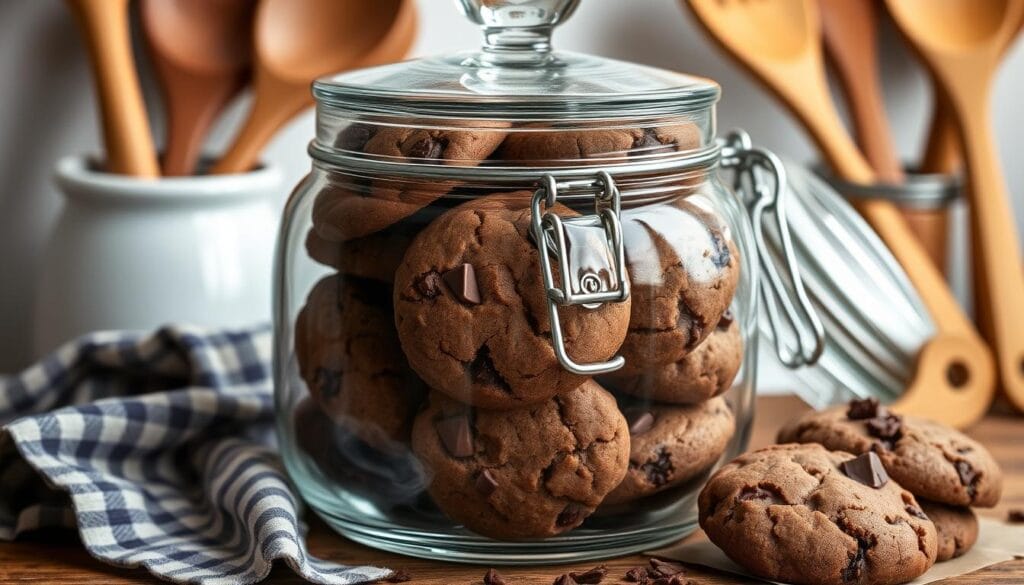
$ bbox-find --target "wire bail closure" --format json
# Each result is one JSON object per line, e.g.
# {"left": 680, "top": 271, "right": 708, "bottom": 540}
{"left": 720, "top": 130, "right": 825, "bottom": 368}
{"left": 530, "top": 172, "right": 630, "bottom": 375}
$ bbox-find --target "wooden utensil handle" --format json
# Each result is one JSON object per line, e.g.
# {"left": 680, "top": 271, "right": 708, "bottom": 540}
{"left": 67, "top": 0, "right": 159, "bottom": 178}
{"left": 901, "top": 208, "right": 950, "bottom": 276}
{"left": 211, "top": 80, "right": 310, "bottom": 175}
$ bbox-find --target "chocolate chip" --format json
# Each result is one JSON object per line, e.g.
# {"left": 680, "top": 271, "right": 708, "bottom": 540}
{"left": 630, "top": 128, "right": 675, "bottom": 157}
{"left": 1008, "top": 509, "right": 1024, "bottom": 523}
{"left": 841, "top": 537, "right": 869, "bottom": 582}
{"left": 625, "top": 410, "right": 655, "bottom": 436}
{"left": 648, "top": 558, "right": 685, "bottom": 578}
{"left": 866, "top": 413, "right": 903, "bottom": 444}
{"left": 553, "top": 574, "right": 578, "bottom": 585}
{"left": 475, "top": 469, "right": 498, "bottom": 497}
{"left": 717, "top": 309, "right": 734, "bottom": 330}
{"left": 435, "top": 415, "right": 474, "bottom": 457}
{"left": 442, "top": 263, "right": 481, "bottom": 305}
{"left": 624, "top": 567, "right": 649, "bottom": 583}
{"left": 334, "top": 124, "right": 373, "bottom": 151}
{"left": 637, "top": 447, "right": 674, "bottom": 487}
{"left": 414, "top": 271, "right": 444, "bottom": 299}
{"left": 736, "top": 486, "right": 777, "bottom": 502}
{"left": 846, "top": 397, "right": 881, "bottom": 420}
{"left": 483, "top": 568, "right": 506, "bottom": 585}
{"left": 954, "top": 460, "right": 979, "bottom": 499}
{"left": 905, "top": 504, "right": 929, "bottom": 520}
{"left": 841, "top": 452, "right": 889, "bottom": 488}
{"left": 313, "top": 367, "right": 342, "bottom": 399}
{"left": 569, "top": 565, "right": 607, "bottom": 584}
{"left": 385, "top": 569, "right": 411, "bottom": 582}
{"left": 556, "top": 503, "right": 586, "bottom": 527}
{"left": 407, "top": 136, "right": 444, "bottom": 159}
{"left": 469, "top": 346, "right": 512, "bottom": 394}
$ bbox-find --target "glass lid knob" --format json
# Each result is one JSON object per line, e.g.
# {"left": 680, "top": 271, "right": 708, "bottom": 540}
{"left": 455, "top": 0, "right": 581, "bottom": 66}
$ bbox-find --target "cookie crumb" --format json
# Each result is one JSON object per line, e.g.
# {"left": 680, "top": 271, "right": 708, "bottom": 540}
{"left": 384, "top": 569, "right": 411, "bottom": 582}
{"left": 483, "top": 568, "right": 506, "bottom": 585}
{"left": 624, "top": 566, "right": 649, "bottom": 583}
{"left": 648, "top": 558, "right": 686, "bottom": 577}
{"left": 569, "top": 564, "right": 607, "bottom": 584}
{"left": 1008, "top": 509, "right": 1024, "bottom": 523}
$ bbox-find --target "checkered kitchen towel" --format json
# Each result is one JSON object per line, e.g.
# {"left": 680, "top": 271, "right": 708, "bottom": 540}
{"left": 0, "top": 325, "right": 394, "bottom": 585}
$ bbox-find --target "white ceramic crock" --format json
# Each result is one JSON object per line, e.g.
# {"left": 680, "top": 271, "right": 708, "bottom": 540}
{"left": 32, "top": 156, "right": 284, "bottom": 356}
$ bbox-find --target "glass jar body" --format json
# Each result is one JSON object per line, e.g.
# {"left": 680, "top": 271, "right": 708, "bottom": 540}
{"left": 273, "top": 152, "right": 759, "bottom": 563}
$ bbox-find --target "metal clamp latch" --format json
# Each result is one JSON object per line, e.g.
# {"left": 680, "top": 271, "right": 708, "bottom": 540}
{"left": 530, "top": 172, "right": 630, "bottom": 375}
{"left": 720, "top": 130, "right": 825, "bottom": 368}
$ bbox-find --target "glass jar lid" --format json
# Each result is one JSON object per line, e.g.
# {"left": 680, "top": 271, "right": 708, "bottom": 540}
{"left": 314, "top": 0, "right": 719, "bottom": 121}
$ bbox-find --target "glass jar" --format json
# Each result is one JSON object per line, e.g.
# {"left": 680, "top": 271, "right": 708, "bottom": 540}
{"left": 273, "top": 0, "right": 819, "bottom": 563}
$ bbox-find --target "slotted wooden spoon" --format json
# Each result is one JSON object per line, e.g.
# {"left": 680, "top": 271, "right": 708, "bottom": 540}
{"left": 885, "top": 0, "right": 1024, "bottom": 414}
{"left": 686, "top": 0, "right": 995, "bottom": 427}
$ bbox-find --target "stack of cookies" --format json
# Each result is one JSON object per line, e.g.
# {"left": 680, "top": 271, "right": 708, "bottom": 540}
{"left": 697, "top": 399, "right": 1003, "bottom": 585}
{"left": 292, "top": 123, "right": 746, "bottom": 541}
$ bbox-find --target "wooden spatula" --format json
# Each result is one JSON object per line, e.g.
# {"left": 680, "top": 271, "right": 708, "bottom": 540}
{"left": 885, "top": 0, "right": 1024, "bottom": 414}
{"left": 686, "top": 0, "right": 995, "bottom": 428}
{"left": 66, "top": 0, "right": 159, "bottom": 177}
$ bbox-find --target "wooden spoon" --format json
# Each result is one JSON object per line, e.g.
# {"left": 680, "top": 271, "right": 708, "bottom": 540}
{"left": 140, "top": 0, "right": 256, "bottom": 176}
{"left": 885, "top": 0, "right": 1024, "bottom": 413}
{"left": 210, "top": 0, "right": 417, "bottom": 175}
{"left": 686, "top": 0, "right": 995, "bottom": 428}
{"left": 66, "top": 0, "right": 159, "bottom": 177}
{"left": 819, "top": 0, "right": 949, "bottom": 275}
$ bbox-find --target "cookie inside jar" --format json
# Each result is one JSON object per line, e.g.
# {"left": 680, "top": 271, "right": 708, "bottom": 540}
{"left": 275, "top": 0, "right": 766, "bottom": 563}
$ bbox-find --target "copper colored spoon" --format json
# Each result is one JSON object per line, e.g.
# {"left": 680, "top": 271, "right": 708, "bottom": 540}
{"left": 211, "top": 0, "right": 417, "bottom": 175}
{"left": 140, "top": 0, "right": 256, "bottom": 176}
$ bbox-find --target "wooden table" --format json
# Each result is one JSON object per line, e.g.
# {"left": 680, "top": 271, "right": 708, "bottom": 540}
{"left": 1, "top": 396, "right": 1021, "bottom": 584}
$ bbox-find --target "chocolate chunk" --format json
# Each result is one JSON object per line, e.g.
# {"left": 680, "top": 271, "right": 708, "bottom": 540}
{"left": 841, "top": 452, "right": 889, "bottom": 488}
{"left": 736, "top": 486, "right": 777, "bottom": 502}
{"left": 442, "top": 263, "right": 481, "bottom": 305}
{"left": 553, "top": 574, "right": 578, "bottom": 585}
{"left": 469, "top": 346, "right": 512, "bottom": 393}
{"left": 638, "top": 447, "right": 674, "bottom": 487}
{"left": 905, "top": 504, "right": 928, "bottom": 520}
{"left": 630, "top": 128, "right": 675, "bottom": 156}
{"left": 717, "top": 309, "right": 734, "bottom": 330}
{"left": 841, "top": 537, "right": 869, "bottom": 582}
{"left": 436, "top": 415, "right": 474, "bottom": 457}
{"left": 556, "top": 503, "right": 586, "bottom": 527}
{"left": 955, "top": 460, "right": 979, "bottom": 499}
{"left": 483, "top": 568, "right": 507, "bottom": 585}
{"left": 407, "top": 136, "right": 444, "bottom": 159}
{"left": 624, "top": 567, "right": 649, "bottom": 583}
{"left": 569, "top": 565, "right": 607, "bottom": 584}
{"left": 1007, "top": 509, "right": 1024, "bottom": 523}
{"left": 648, "top": 558, "right": 685, "bottom": 578}
{"left": 866, "top": 413, "right": 903, "bottom": 444}
{"left": 475, "top": 469, "right": 498, "bottom": 497}
{"left": 846, "top": 397, "right": 881, "bottom": 420}
{"left": 625, "top": 410, "right": 655, "bottom": 436}
{"left": 414, "top": 271, "right": 444, "bottom": 299}
{"left": 385, "top": 569, "right": 411, "bottom": 582}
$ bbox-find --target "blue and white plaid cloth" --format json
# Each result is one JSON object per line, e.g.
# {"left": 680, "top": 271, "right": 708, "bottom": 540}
{"left": 0, "top": 325, "right": 394, "bottom": 585}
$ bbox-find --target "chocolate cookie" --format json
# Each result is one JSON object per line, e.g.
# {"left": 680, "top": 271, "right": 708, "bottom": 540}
{"left": 919, "top": 500, "right": 978, "bottom": 561}
{"left": 497, "top": 123, "right": 702, "bottom": 165}
{"left": 699, "top": 444, "right": 937, "bottom": 585}
{"left": 603, "top": 318, "right": 742, "bottom": 404}
{"left": 776, "top": 401, "right": 1003, "bottom": 507}
{"left": 393, "top": 194, "right": 632, "bottom": 409}
{"left": 312, "top": 125, "right": 507, "bottom": 242}
{"left": 605, "top": 396, "right": 735, "bottom": 505}
{"left": 410, "top": 381, "right": 630, "bottom": 540}
{"left": 615, "top": 199, "right": 740, "bottom": 369}
{"left": 295, "top": 274, "right": 425, "bottom": 443}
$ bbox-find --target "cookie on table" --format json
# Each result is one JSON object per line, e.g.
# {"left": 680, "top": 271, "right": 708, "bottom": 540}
{"left": 603, "top": 317, "right": 742, "bottom": 405}
{"left": 604, "top": 396, "right": 735, "bottom": 505}
{"left": 411, "top": 381, "right": 630, "bottom": 540}
{"left": 615, "top": 199, "right": 740, "bottom": 369}
{"left": 393, "top": 194, "right": 632, "bottom": 410}
{"left": 312, "top": 124, "right": 507, "bottom": 242}
{"left": 776, "top": 399, "right": 1003, "bottom": 507}
{"left": 497, "top": 123, "right": 702, "bottom": 165}
{"left": 295, "top": 274, "right": 425, "bottom": 444}
{"left": 699, "top": 443, "right": 937, "bottom": 585}
{"left": 919, "top": 500, "right": 978, "bottom": 562}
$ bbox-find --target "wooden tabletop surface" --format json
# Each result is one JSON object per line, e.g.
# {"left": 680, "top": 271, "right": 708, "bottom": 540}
{"left": 1, "top": 395, "right": 1021, "bottom": 584}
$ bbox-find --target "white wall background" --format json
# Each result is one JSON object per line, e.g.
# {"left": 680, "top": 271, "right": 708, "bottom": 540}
{"left": 2, "top": 0, "right": 1023, "bottom": 379}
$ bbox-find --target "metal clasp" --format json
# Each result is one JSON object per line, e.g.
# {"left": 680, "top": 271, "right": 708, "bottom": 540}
{"left": 720, "top": 130, "right": 825, "bottom": 368}
{"left": 530, "top": 172, "right": 630, "bottom": 375}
